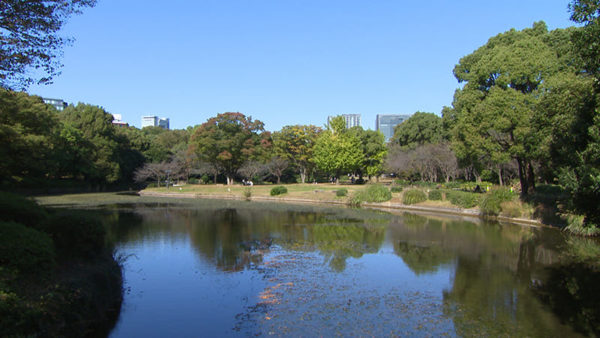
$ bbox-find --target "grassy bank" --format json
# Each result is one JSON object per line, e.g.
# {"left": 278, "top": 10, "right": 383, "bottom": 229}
{"left": 141, "top": 182, "right": 589, "bottom": 232}
{"left": 0, "top": 192, "right": 122, "bottom": 336}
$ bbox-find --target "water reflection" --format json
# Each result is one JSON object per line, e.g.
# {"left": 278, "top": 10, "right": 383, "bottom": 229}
{"left": 92, "top": 199, "right": 600, "bottom": 336}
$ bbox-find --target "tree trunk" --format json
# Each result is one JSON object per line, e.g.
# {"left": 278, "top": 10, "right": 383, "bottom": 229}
{"left": 517, "top": 158, "right": 528, "bottom": 196}
{"left": 498, "top": 166, "right": 503, "bottom": 186}
{"left": 527, "top": 161, "right": 536, "bottom": 193}
{"left": 213, "top": 173, "right": 217, "bottom": 184}
{"left": 300, "top": 168, "right": 306, "bottom": 184}
{"left": 277, "top": 176, "right": 281, "bottom": 184}
{"left": 226, "top": 176, "right": 234, "bottom": 185}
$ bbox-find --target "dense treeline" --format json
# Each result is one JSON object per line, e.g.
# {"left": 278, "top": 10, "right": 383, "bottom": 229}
{"left": 1, "top": 1, "right": 599, "bottom": 231}
{"left": 385, "top": 13, "right": 600, "bottom": 231}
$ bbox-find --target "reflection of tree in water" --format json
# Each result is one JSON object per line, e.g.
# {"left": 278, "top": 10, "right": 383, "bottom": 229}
{"left": 388, "top": 212, "right": 587, "bottom": 335}
{"left": 442, "top": 234, "right": 587, "bottom": 337}
{"left": 393, "top": 241, "right": 453, "bottom": 275}
{"left": 308, "top": 224, "right": 385, "bottom": 271}
{"left": 533, "top": 237, "right": 600, "bottom": 336}
{"left": 101, "top": 203, "right": 386, "bottom": 272}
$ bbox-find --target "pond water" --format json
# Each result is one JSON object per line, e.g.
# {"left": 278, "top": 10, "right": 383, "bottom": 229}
{"left": 88, "top": 198, "right": 598, "bottom": 337}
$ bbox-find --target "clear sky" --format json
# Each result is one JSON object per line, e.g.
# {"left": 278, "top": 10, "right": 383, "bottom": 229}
{"left": 30, "top": 0, "right": 575, "bottom": 131}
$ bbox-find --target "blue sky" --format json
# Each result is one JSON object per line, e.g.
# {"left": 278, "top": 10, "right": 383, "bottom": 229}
{"left": 30, "top": 0, "right": 575, "bottom": 131}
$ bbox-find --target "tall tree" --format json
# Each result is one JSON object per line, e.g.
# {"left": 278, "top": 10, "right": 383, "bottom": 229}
{"left": 272, "top": 125, "right": 321, "bottom": 183}
{"left": 349, "top": 127, "right": 387, "bottom": 181}
{"left": 0, "top": 0, "right": 96, "bottom": 89}
{"left": 61, "top": 103, "right": 122, "bottom": 184}
{"left": 391, "top": 112, "right": 443, "bottom": 149}
{"left": 0, "top": 89, "right": 60, "bottom": 183}
{"left": 189, "top": 113, "right": 271, "bottom": 185}
{"left": 561, "top": 0, "right": 600, "bottom": 228}
{"left": 449, "top": 22, "right": 577, "bottom": 195}
{"left": 313, "top": 116, "right": 363, "bottom": 184}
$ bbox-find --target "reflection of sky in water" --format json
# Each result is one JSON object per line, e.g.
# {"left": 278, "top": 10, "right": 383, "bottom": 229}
{"left": 111, "top": 237, "right": 268, "bottom": 337}
{"left": 104, "top": 202, "right": 584, "bottom": 337}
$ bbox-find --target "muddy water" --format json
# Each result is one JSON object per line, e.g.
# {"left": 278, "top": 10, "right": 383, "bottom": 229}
{"left": 99, "top": 199, "right": 598, "bottom": 337}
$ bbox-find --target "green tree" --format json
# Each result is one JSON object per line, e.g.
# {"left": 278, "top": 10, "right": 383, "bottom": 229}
{"left": 272, "top": 124, "right": 322, "bottom": 183}
{"left": 61, "top": 103, "right": 122, "bottom": 184}
{"left": 189, "top": 112, "right": 271, "bottom": 185}
{"left": 349, "top": 127, "right": 387, "bottom": 181}
{"left": 561, "top": 0, "right": 600, "bottom": 228}
{"left": 449, "top": 22, "right": 577, "bottom": 195}
{"left": 312, "top": 116, "right": 363, "bottom": 183}
{"left": 391, "top": 112, "right": 443, "bottom": 149}
{"left": 0, "top": 89, "right": 61, "bottom": 183}
{"left": 0, "top": 0, "right": 96, "bottom": 89}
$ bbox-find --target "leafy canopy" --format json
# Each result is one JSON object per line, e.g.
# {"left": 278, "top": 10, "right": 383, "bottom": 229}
{"left": 0, "top": 0, "right": 96, "bottom": 89}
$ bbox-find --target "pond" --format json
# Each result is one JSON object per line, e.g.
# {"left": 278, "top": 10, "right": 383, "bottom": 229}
{"left": 59, "top": 196, "right": 598, "bottom": 337}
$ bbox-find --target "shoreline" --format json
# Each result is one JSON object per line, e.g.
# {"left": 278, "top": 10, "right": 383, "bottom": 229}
{"left": 138, "top": 190, "right": 545, "bottom": 228}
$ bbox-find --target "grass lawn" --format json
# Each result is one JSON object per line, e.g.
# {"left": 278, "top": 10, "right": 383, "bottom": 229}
{"left": 146, "top": 183, "right": 365, "bottom": 201}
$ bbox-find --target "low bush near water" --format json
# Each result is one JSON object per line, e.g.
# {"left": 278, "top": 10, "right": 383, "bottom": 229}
{"left": 336, "top": 188, "right": 348, "bottom": 197}
{"left": 446, "top": 190, "right": 481, "bottom": 208}
{"left": 403, "top": 189, "right": 427, "bottom": 205}
{"left": 428, "top": 190, "right": 442, "bottom": 201}
{"left": 0, "top": 221, "right": 55, "bottom": 275}
{"left": 480, "top": 188, "right": 516, "bottom": 216}
{"left": 270, "top": 186, "right": 288, "bottom": 196}
{"left": 350, "top": 185, "right": 392, "bottom": 206}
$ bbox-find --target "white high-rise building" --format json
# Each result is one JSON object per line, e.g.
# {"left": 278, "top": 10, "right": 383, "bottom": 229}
{"left": 327, "top": 114, "right": 361, "bottom": 129}
{"left": 141, "top": 116, "right": 170, "bottom": 129}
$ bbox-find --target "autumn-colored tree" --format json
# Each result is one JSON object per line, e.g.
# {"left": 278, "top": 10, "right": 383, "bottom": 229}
{"left": 272, "top": 125, "right": 321, "bottom": 183}
{"left": 189, "top": 113, "right": 271, "bottom": 185}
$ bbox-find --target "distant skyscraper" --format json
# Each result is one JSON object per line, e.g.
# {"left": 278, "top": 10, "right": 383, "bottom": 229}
{"left": 42, "top": 97, "right": 67, "bottom": 111}
{"left": 328, "top": 114, "right": 361, "bottom": 129}
{"left": 376, "top": 114, "right": 410, "bottom": 142}
{"left": 141, "top": 115, "right": 170, "bottom": 129}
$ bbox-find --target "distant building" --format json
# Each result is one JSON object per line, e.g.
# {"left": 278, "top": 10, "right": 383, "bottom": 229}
{"left": 376, "top": 114, "right": 410, "bottom": 142}
{"left": 141, "top": 115, "right": 170, "bottom": 129}
{"left": 43, "top": 98, "right": 67, "bottom": 111}
{"left": 111, "top": 114, "right": 128, "bottom": 127}
{"left": 328, "top": 114, "right": 361, "bottom": 129}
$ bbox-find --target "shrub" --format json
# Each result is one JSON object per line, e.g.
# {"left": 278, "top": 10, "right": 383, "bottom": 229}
{"left": 336, "top": 188, "right": 348, "bottom": 197}
{"left": 243, "top": 188, "right": 252, "bottom": 200}
{"left": 41, "top": 212, "right": 106, "bottom": 258}
{"left": 201, "top": 174, "right": 211, "bottom": 184}
{"left": 499, "top": 201, "right": 523, "bottom": 218}
{"left": 0, "top": 192, "right": 47, "bottom": 228}
{"left": 428, "top": 190, "right": 442, "bottom": 201}
{"left": 270, "top": 186, "right": 288, "bottom": 196}
{"left": 0, "top": 222, "right": 55, "bottom": 274}
{"left": 188, "top": 177, "right": 199, "bottom": 184}
{"left": 349, "top": 193, "right": 363, "bottom": 207}
{"left": 391, "top": 186, "right": 403, "bottom": 193}
{"left": 363, "top": 185, "right": 392, "bottom": 203}
{"left": 565, "top": 215, "right": 600, "bottom": 236}
{"left": 350, "top": 185, "right": 392, "bottom": 205}
{"left": 403, "top": 189, "right": 427, "bottom": 205}
{"left": 480, "top": 188, "right": 516, "bottom": 216}
{"left": 446, "top": 191, "right": 481, "bottom": 208}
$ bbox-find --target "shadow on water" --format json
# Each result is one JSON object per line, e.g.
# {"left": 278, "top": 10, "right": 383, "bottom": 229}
{"left": 533, "top": 237, "right": 600, "bottom": 336}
